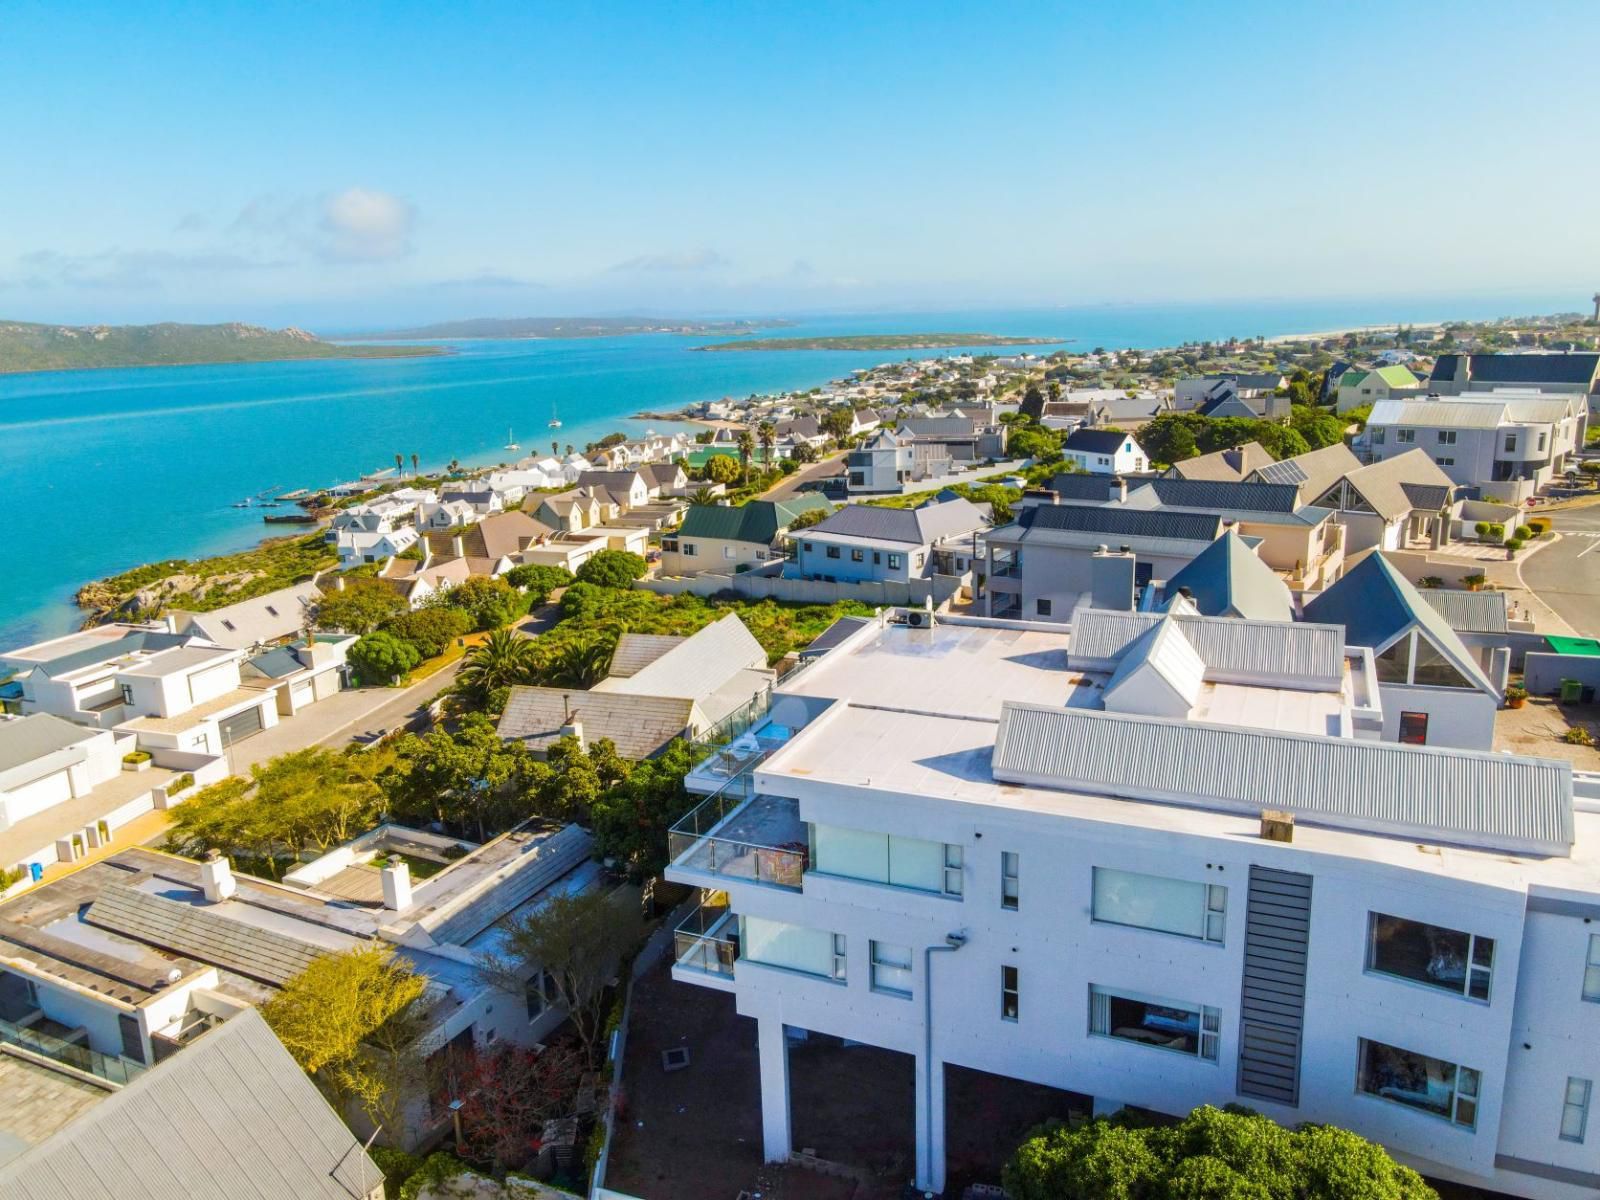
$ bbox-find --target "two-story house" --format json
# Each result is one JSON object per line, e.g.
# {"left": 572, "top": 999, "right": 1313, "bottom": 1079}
{"left": 1060, "top": 429, "right": 1149, "bottom": 475}
{"left": 660, "top": 496, "right": 833, "bottom": 577}
{"left": 792, "top": 498, "right": 988, "bottom": 586}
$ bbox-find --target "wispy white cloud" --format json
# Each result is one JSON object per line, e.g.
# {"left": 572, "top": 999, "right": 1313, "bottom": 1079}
{"left": 318, "top": 187, "right": 415, "bottom": 262}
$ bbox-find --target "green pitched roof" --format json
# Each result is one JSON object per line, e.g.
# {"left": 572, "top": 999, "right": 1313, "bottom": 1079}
{"left": 1340, "top": 365, "right": 1419, "bottom": 390}
{"left": 676, "top": 494, "right": 832, "bottom": 543}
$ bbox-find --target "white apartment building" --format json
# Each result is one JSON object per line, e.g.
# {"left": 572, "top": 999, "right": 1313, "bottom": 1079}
{"left": 1365, "top": 393, "right": 1587, "bottom": 503}
{"left": 666, "top": 609, "right": 1598, "bottom": 1199}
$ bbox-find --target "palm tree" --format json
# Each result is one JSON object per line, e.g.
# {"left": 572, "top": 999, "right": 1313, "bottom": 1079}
{"left": 457, "top": 629, "right": 537, "bottom": 701}
{"left": 548, "top": 634, "right": 616, "bottom": 688}
{"left": 736, "top": 429, "right": 757, "bottom": 484}
{"left": 394, "top": 452, "right": 404, "bottom": 477}
{"left": 565, "top": 444, "right": 575, "bottom": 457}
{"left": 757, "top": 421, "right": 777, "bottom": 471}
{"left": 689, "top": 486, "right": 718, "bottom": 506}
{"left": 551, "top": 441, "right": 559, "bottom": 457}
{"left": 411, "top": 453, "right": 420, "bottom": 476}
{"left": 447, "top": 458, "right": 461, "bottom": 475}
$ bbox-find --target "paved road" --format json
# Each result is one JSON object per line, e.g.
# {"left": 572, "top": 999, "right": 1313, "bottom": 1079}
{"left": 1521, "top": 505, "right": 1600, "bottom": 638}
{"left": 761, "top": 452, "right": 846, "bottom": 502}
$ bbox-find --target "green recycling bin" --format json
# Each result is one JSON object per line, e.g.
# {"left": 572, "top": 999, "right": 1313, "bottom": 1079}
{"left": 1561, "top": 678, "right": 1583, "bottom": 704}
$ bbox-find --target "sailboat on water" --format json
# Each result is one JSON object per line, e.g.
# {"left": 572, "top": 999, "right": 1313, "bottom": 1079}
{"left": 547, "top": 403, "right": 562, "bottom": 430}
{"left": 504, "top": 427, "right": 519, "bottom": 451}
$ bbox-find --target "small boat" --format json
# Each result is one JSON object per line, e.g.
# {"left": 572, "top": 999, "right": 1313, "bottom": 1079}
{"left": 505, "top": 426, "right": 520, "bottom": 450}
{"left": 548, "top": 405, "right": 562, "bottom": 430}
{"left": 232, "top": 498, "right": 252, "bottom": 508}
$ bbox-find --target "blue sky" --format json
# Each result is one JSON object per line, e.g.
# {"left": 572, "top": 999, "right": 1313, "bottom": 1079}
{"left": 2, "top": 0, "right": 1597, "bottom": 328}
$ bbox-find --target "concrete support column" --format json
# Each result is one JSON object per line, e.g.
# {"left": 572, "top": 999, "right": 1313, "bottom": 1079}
{"left": 757, "top": 1017, "right": 792, "bottom": 1163}
{"left": 914, "top": 1052, "right": 947, "bottom": 1195}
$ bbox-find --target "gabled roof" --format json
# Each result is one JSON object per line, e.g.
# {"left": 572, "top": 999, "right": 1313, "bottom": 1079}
{"left": 173, "top": 582, "right": 321, "bottom": 650}
{"left": 1341, "top": 364, "right": 1420, "bottom": 390}
{"left": 596, "top": 613, "right": 768, "bottom": 704}
{"left": 1250, "top": 443, "right": 1362, "bottom": 500}
{"left": 1101, "top": 618, "right": 1206, "bottom": 716}
{"left": 0, "top": 713, "right": 99, "bottom": 778}
{"left": 498, "top": 687, "right": 696, "bottom": 759}
{"left": 808, "top": 497, "right": 987, "bottom": 545}
{"left": 1303, "top": 552, "right": 1496, "bottom": 695}
{"left": 1062, "top": 428, "right": 1137, "bottom": 454}
{"left": 1167, "top": 442, "right": 1273, "bottom": 483}
{"left": 1327, "top": 449, "right": 1456, "bottom": 520}
{"left": 1162, "top": 530, "right": 1295, "bottom": 622}
{"left": 1431, "top": 352, "right": 1600, "bottom": 389}
{"left": 578, "top": 469, "right": 649, "bottom": 493}
{"left": 641, "top": 462, "right": 686, "bottom": 487}
{"left": 1071, "top": 608, "right": 1345, "bottom": 689}
{"left": 1369, "top": 399, "right": 1508, "bottom": 429}
{"left": 1133, "top": 477, "right": 1304, "bottom": 515}
{"left": 427, "top": 509, "right": 554, "bottom": 560}
{"left": 1050, "top": 473, "right": 1121, "bottom": 502}
{"left": 897, "top": 415, "right": 978, "bottom": 439}
{"left": 609, "top": 633, "right": 688, "bottom": 677}
{"left": 992, "top": 702, "right": 1572, "bottom": 856}
{"left": 1013, "top": 502, "right": 1223, "bottom": 544}
{"left": 676, "top": 494, "right": 832, "bottom": 544}
{"left": 0, "top": 1009, "right": 381, "bottom": 1200}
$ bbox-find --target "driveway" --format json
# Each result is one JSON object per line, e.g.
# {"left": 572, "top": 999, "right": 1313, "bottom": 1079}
{"left": 1521, "top": 506, "right": 1600, "bottom": 638}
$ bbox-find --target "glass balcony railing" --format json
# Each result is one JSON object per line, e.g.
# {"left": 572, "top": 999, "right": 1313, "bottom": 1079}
{"left": 674, "top": 902, "right": 739, "bottom": 977}
{"left": 668, "top": 778, "right": 807, "bottom": 891}
{"left": 0, "top": 1016, "right": 145, "bottom": 1086}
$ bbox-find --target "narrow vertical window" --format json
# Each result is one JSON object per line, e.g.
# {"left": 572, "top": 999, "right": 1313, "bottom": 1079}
{"left": 1562, "top": 1077, "right": 1592, "bottom": 1143}
{"left": 1001, "top": 965, "right": 1019, "bottom": 1022}
{"left": 832, "top": 933, "right": 848, "bottom": 982}
{"left": 944, "top": 844, "right": 964, "bottom": 896}
{"left": 1001, "top": 851, "right": 1019, "bottom": 911}
{"left": 1584, "top": 935, "right": 1600, "bottom": 1002}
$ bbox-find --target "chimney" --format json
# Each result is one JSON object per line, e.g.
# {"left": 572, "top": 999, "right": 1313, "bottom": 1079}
{"left": 1260, "top": 810, "right": 1295, "bottom": 843}
{"left": 1090, "top": 547, "right": 1137, "bottom": 612}
{"left": 451, "top": 535, "right": 465, "bottom": 558}
{"left": 200, "top": 850, "right": 236, "bottom": 902}
{"left": 561, "top": 711, "right": 587, "bottom": 751}
{"left": 381, "top": 861, "right": 413, "bottom": 912}
{"left": 1110, "top": 477, "right": 1127, "bottom": 503}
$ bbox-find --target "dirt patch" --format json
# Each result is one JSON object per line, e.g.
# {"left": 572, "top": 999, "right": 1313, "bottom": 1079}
{"left": 1495, "top": 697, "right": 1600, "bottom": 770}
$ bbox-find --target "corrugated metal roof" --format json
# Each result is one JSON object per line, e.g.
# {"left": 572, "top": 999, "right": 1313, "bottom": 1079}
{"left": 1431, "top": 352, "right": 1600, "bottom": 388}
{"left": 1137, "top": 478, "right": 1304, "bottom": 515}
{"left": 993, "top": 702, "right": 1574, "bottom": 855}
{"left": 422, "top": 823, "right": 592, "bottom": 946}
{"left": 1370, "top": 400, "right": 1508, "bottom": 429}
{"left": 1162, "top": 530, "right": 1294, "bottom": 622}
{"left": 1019, "top": 502, "right": 1223, "bottom": 543}
{"left": 1071, "top": 609, "right": 1345, "bottom": 688}
{"left": 1049, "top": 473, "right": 1121, "bottom": 502}
{"left": 809, "top": 497, "right": 987, "bottom": 545}
{"left": 0, "top": 1008, "right": 382, "bottom": 1200}
{"left": 1420, "top": 589, "right": 1509, "bottom": 634}
{"left": 1102, "top": 620, "right": 1205, "bottom": 712}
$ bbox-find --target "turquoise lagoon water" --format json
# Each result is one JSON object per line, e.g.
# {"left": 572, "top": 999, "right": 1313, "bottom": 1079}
{"left": 0, "top": 297, "right": 1571, "bottom": 649}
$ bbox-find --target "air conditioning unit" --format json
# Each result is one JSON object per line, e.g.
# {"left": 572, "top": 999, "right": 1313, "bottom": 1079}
{"left": 905, "top": 609, "right": 931, "bottom": 629}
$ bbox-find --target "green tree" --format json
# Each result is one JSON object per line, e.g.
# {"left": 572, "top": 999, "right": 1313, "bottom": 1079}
{"left": 457, "top": 627, "right": 538, "bottom": 703}
{"left": 785, "top": 506, "right": 830, "bottom": 532}
{"left": 821, "top": 407, "right": 855, "bottom": 441}
{"left": 1135, "top": 413, "right": 1202, "bottom": 465}
{"left": 574, "top": 548, "right": 647, "bottom": 588}
{"left": 314, "top": 579, "right": 408, "bottom": 634}
{"left": 702, "top": 453, "right": 740, "bottom": 485}
{"left": 475, "top": 886, "right": 641, "bottom": 1065}
{"left": 380, "top": 713, "right": 547, "bottom": 836}
{"left": 1019, "top": 382, "right": 1046, "bottom": 421}
{"left": 1289, "top": 404, "right": 1348, "bottom": 451}
{"left": 436, "top": 575, "right": 521, "bottom": 630}
{"left": 262, "top": 944, "right": 426, "bottom": 1137}
{"left": 590, "top": 737, "right": 696, "bottom": 876}
{"left": 382, "top": 607, "right": 471, "bottom": 659}
{"left": 349, "top": 630, "right": 421, "bottom": 684}
{"left": 736, "top": 429, "right": 757, "bottom": 481}
{"left": 503, "top": 563, "right": 573, "bottom": 606}
{"left": 688, "top": 485, "right": 719, "bottom": 506}
{"left": 1007, "top": 422, "right": 1063, "bottom": 462}
{"left": 757, "top": 420, "right": 777, "bottom": 468}
{"left": 791, "top": 440, "right": 819, "bottom": 464}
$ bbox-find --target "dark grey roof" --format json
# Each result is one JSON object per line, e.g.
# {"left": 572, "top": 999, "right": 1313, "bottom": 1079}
{"left": 1162, "top": 530, "right": 1294, "bottom": 622}
{"left": 0, "top": 714, "right": 99, "bottom": 774}
{"left": 800, "top": 616, "right": 873, "bottom": 658}
{"left": 1020, "top": 502, "right": 1223, "bottom": 543}
{"left": 809, "top": 497, "right": 986, "bottom": 545}
{"left": 1050, "top": 473, "right": 1120, "bottom": 502}
{"left": 1420, "top": 589, "right": 1509, "bottom": 634}
{"left": 243, "top": 645, "right": 303, "bottom": 679}
{"left": 1400, "top": 481, "right": 1453, "bottom": 509}
{"left": 1431, "top": 352, "right": 1600, "bottom": 389}
{"left": 0, "top": 1008, "right": 381, "bottom": 1200}
{"left": 1062, "top": 428, "right": 1134, "bottom": 454}
{"left": 1142, "top": 478, "right": 1303, "bottom": 514}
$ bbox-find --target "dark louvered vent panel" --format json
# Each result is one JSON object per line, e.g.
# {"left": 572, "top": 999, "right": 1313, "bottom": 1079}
{"left": 1236, "top": 865, "right": 1312, "bottom": 1106}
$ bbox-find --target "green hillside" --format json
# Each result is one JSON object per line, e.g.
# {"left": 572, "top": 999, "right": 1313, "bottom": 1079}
{"left": 0, "top": 319, "right": 444, "bottom": 374}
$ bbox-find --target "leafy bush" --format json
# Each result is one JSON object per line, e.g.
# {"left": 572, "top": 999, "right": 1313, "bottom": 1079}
{"left": 169, "top": 773, "right": 195, "bottom": 795}
{"left": 371, "top": 1147, "right": 423, "bottom": 1200}
{"left": 700, "top": 453, "right": 741, "bottom": 484}
{"left": 123, "top": 750, "right": 151, "bottom": 765}
{"left": 349, "top": 630, "right": 422, "bottom": 683}
{"left": 315, "top": 578, "right": 408, "bottom": 634}
{"left": 575, "top": 549, "right": 647, "bottom": 588}
{"left": 1004, "top": 1106, "right": 1436, "bottom": 1200}
{"left": 504, "top": 562, "right": 574, "bottom": 605}
{"left": 0, "top": 864, "right": 28, "bottom": 891}
{"left": 430, "top": 576, "right": 523, "bottom": 630}
{"left": 382, "top": 606, "right": 471, "bottom": 658}
{"left": 1564, "top": 726, "right": 1596, "bottom": 747}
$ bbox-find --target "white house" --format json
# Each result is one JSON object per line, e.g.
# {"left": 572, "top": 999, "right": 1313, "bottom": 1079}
{"left": 0, "top": 714, "right": 123, "bottom": 837}
{"left": 664, "top": 607, "right": 1597, "bottom": 1200}
{"left": 416, "top": 498, "right": 479, "bottom": 532}
{"left": 1060, "top": 428, "right": 1149, "bottom": 475}
{"left": 793, "top": 497, "right": 988, "bottom": 585}
{"left": 336, "top": 525, "right": 419, "bottom": 568}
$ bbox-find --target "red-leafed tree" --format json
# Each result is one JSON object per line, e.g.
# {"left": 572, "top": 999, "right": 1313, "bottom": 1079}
{"left": 455, "top": 1042, "right": 586, "bottom": 1169}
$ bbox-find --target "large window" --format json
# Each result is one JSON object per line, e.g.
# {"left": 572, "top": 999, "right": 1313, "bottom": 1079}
{"left": 1411, "top": 637, "right": 1471, "bottom": 689}
{"left": 1089, "top": 986, "right": 1219, "bottom": 1061}
{"left": 1375, "top": 635, "right": 1411, "bottom": 683}
{"left": 1583, "top": 934, "right": 1600, "bottom": 1002}
{"left": 1562, "top": 1077, "right": 1592, "bottom": 1143}
{"left": 811, "top": 825, "right": 963, "bottom": 896}
{"left": 871, "top": 941, "right": 913, "bottom": 998}
{"left": 1367, "top": 913, "right": 1493, "bottom": 1001}
{"left": 741, "top": 915, "right": 842, "bottom": 981}
{"left": 1092, "top": 867, "right": 1225, "bottom": 943}
{"left": 1358, "top": 1039, "right": 1479, "bottom": 1128}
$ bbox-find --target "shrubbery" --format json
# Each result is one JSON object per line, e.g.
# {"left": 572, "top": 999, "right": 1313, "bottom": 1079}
{"left": 504, "top": 562, "right": 573, "bottom": 605}
{"left": 574, "top": 549, "right": 647, "bottom": 588}
{"left": 349, "top": 630, "right": 422, "bottom": 683}
{"left": 382, "top": 607, "right": 471, "bottom": 658}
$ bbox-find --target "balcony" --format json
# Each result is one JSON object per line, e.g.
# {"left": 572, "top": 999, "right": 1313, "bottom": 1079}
{"left": 673, "top": 901, "right": 739, "bottom": 981}
{"left": 668, "top": 789, "right": 807, "bottom": 891}
{"left": 0, "top": 1015, "right": 145, "bottom": 1086}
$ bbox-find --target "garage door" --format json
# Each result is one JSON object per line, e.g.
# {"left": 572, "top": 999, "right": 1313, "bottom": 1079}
{"left": 6, "top": 768, "right": 73, "bottom": 823}
{"left": 290, "top": 681, "right": 314, "bottom": 709}
{"left": 219, "top": 705, "right": 265, "bottom": 747}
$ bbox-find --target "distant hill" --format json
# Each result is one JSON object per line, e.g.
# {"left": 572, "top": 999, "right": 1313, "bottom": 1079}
{"left": 0, "top": 320, "right": 445, "bottom": 374}
{"left": 695, "top": 332, "right": 1061, "bottom": 352}
{"left": 340, "top": 315, "right": 789, "bottom": 341}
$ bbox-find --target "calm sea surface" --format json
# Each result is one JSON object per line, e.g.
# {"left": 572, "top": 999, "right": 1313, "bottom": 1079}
{"left": 0, "top": 298, "right": 1569, "bottom": 649}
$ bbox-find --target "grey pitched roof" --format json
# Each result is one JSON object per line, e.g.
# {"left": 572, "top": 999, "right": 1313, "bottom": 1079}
{"left": 498, "top": 686, "right": 696, "bottom": 760}
{"left": 0, "top": 713, "right": 99, "bottom": 775}
{"left": 1303, "top": 552, "right": 1496, "bottom": 695}
{"left": 1062, "top": 428, "right": 1135, "bottom": 454}
{"left": 608, "top": 633, "right": 687, "bottom": 677}
{"left": 597, "top": 614, "right": 768, "bottom": 704}
{"left": 1327, "top": 450, "right": 1456, "bottom": 521}
{"left": 0, "top": 1008, "right": 381, "bottom": 1200}
{"left": 810, "top": 497, "right": 987, "bottom": 545}
{"left": 1017, "top": 502, "right": 1223, "bottom": 543}
{"left": 1139, "top": 478, "right": 1303, "bottom": 515}
{"left": 992, "top": 702, "right": 1573, "bottom": 856}
{"left": 1167, "top": 442, "right": 1274, "bottom": 483}
{"left": 1431, "top": 352, "right": 1600, "bottom": 389}
{"left": 175, "top": 582, "right": 321, "bottom": 650}
{"left": 1071, "top": 608, "right": 1345, "bottom": 689}
{"left": 1162, "top": 530, "right": 1295, "bottom": 622}
{"left": 1049, "top": 474, "right": 1121, "bottom": 502}
{"left": 1250, "top": 443, "right": 1362, "bottom": 499}
{"left": 1420, "top": 588, "right": 1509, "bottom": 634}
